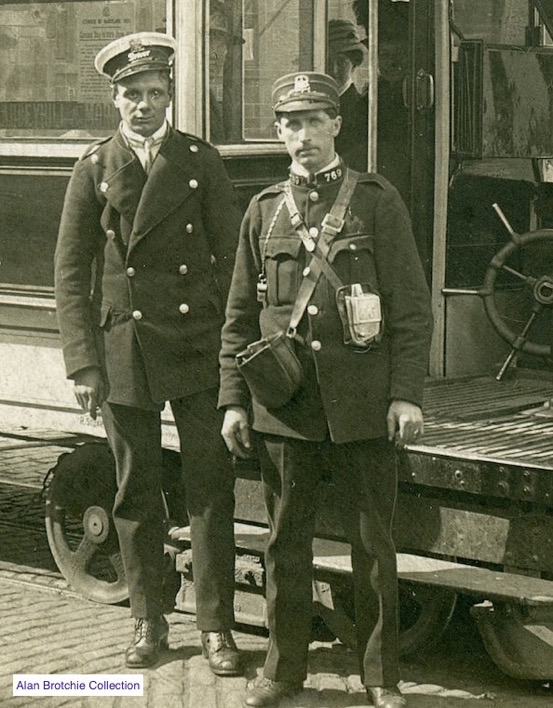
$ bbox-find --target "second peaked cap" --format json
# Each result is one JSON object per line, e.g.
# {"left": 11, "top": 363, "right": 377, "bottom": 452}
{"left": 95, "top": 32, "right": 177, "bottom": 83}
{"left": 272, "top": 72, "right": 340, "bottom": 113}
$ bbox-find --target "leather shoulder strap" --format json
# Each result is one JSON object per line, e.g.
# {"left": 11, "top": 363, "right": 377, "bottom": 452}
{"left": 283, "top": 169, "right": 359, "bottom": 292}
{"left": 285, "top": 169, "right": 359, "bottom": 335}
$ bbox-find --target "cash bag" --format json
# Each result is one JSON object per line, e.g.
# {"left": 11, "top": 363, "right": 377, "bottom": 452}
{"left": 235, "top": 331, "right": 303, "bottom": 409}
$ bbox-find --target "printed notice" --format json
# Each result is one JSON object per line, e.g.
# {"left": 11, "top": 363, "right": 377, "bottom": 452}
{"left": 77, "top": 2, "right": 135, "bottom": 102}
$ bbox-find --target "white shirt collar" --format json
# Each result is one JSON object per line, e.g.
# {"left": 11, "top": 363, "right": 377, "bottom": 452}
{"left": 120, "top": 120, "right": 169, "bottom": 145}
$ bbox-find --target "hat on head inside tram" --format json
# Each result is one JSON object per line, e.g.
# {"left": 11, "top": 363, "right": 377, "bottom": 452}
{"left": 94, "top": 31, "right": 177, "bottom": 83}
{"left": 272, "top": 72, "right": 340, "bottom": 114}
{"left": 328, "top": 19, "right": 367, "bottom": 67}
{"left": 210, "top": 0, "right": 230, "bottom": 37}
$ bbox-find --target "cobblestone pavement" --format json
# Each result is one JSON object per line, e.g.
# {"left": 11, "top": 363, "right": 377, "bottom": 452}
{"left": 1, "top": 427, "right": 553, "bottom": 708}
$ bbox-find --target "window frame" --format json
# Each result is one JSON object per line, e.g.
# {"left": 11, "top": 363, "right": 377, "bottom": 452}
{"left": 0, "top": 0, "right": 333, "bottom": 158}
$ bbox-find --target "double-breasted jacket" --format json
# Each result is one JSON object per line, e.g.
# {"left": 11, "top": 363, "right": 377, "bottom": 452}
{"left": 218, "top": 164, "right": 433, "bottom": 443}
{"left": 55, "top": 127, "right": 242, "bottom": 409}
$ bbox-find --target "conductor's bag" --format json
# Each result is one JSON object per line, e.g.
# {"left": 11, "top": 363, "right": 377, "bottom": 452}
{"left": 236, "top": 331, "right": 303, "bottom": 408}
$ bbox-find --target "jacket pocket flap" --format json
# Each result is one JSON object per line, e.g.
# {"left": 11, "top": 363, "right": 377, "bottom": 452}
{"left": 328, "top": 235, "right": 374, "bottom": 263}
{"left": 264, "top": 236, "right": 303, "bottom": 259}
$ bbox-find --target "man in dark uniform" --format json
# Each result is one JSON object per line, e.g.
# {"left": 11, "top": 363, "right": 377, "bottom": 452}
{"left": 54, "top": 32, "right": 243, "bottom": 674}
{"left": 219, "top": 72, "right": 432, "bottom": 708}
{"left": 327, "top": 18, "right": 369, "bottom": 171}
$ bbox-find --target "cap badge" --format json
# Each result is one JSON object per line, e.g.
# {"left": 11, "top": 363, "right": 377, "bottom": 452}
{"left": 293, "top": 75, "right": 311, "bottom": 93}
{"left": 128, "top": 39, "right": 151, "bottom": 63}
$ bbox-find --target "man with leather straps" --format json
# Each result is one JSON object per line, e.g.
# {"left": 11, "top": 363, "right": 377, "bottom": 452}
{"left": 54, "top": 32, "right": 243, "bottom": 674}
{"left": 219, "top": 72, "right": 433, "bottom": 708}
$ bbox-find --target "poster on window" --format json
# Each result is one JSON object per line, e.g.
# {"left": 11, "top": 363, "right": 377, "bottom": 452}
{"left": 77, "top": 2, "right": 135, "bottom": 102}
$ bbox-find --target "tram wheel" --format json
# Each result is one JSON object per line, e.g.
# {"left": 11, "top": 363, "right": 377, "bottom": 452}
{"left": 399, "top": 581, "right": 457, "bottom": 656}
{"left": 313, "top": 576, "right": 457, "bottom": 656}
{"left": 44, "top": 441, "right": 185, "bottom": 605}
{"left": 45, "top": 442, "right": 128, "bottom": 604}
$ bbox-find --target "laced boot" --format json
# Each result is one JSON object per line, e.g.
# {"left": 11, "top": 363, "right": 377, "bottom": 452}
{"left": 243, "top": 677, "right": 303, "bottom": 707}
{"left": 201, "top": 631, "right": 242, "bottom": 676}
{"left": 125, "top": 616, "right": 169, "bottom": 668}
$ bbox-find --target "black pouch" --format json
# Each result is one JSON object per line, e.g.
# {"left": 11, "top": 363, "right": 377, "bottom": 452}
{"left": 236, "top": 331, "right": 303, "bottom": 408}
{"left": 336, "top": 283, "right": 383, "bottom": 348}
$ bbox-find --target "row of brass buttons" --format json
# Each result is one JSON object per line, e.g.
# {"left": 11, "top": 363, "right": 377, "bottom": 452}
{"left": 100, "top": 179, "right": 199, "bottom": 193}
{"left": 132, "top": 303, "right": 190, "bottom": 320}
{"left": 125, "top": 265, "right": 188, "bottom": 276}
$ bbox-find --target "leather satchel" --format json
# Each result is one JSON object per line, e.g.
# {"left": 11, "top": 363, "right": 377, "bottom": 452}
{"left": 235, "top": 331, "right": 303, "bottom": 409}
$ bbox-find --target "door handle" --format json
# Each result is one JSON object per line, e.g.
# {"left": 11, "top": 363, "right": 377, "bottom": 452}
{"left": 415, "top": 68, "right": 434, "bottom": 111}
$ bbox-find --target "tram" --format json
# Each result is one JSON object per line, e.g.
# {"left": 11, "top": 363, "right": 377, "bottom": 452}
{"left": 3, "top": 0, "right": 553, "bottom": 681}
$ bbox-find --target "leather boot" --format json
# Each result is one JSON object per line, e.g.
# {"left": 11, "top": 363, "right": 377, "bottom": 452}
{"left": 367, "top": 686, "right": 407, "bottom": 708}
{"left": 125, "top": 616, "right": 169, "bottom": 668}
{"left": 201, "top": 631, "right": 242, "bottom": 676}
{"left": 243, "top": 677, "right": 303, "bottom": 707}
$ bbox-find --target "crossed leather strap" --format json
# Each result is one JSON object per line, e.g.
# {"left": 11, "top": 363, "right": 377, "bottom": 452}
{"left": 282, "top": 168, "right": 360, "bottom": 337}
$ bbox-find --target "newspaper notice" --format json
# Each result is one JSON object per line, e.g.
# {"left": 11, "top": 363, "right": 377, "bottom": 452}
{"left": 77, "top": 2, "right": 135, "bottom": 102}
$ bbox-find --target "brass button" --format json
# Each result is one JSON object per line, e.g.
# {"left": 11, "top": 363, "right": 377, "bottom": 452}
{"left": 189, "top": 179, "right": 198, "bottom": 189}
{"left": 186, "top": 223, "right": 194, "bottom": 233}
{"left": 349, "top": 243, "right": 357, "bottom": 250}
{"left": 307, "top": 305, "right": 319, "bottom": 316}
{"left": 99, "top": 181, "right": 109, "bottom": 193}
{"left": 126, "top": 267, "right": 136, "bottom": 277}
{"left": 179, "top": 264, "right": 188, "bottom": 275}
{"left": 106, "top": 229, "right": 115, "bottom": 239}
{"left": 311, "top": 340, "right": 322, "bottom": 351}
{"left": 189, "top": 144, "right": 199, "bottom": 153}
{"left": 179, "top": 303, "right": 190, "bottom": 314}
{"left": 302, "top": 266, "right": 311, "bottom": 277}
{"left": 309, "top": 191, "right": 319, "bottom": 202}
{"left": 308, "top": 227, "right": 319, "bottom": 239}
{"left": 132, "top": 310, "right": 142, "bottom": 320}
{"left": 91, "top": 154, "right": 99, "bottom": 164}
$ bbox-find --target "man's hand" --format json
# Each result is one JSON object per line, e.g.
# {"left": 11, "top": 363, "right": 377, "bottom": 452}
{"left": 387, "top": 399, "right": 424, "bottom": 449}
{"left": 73, "top": 367, "right": 105, "bottom": 420}
{"left": 221, "top": 406, "right": 251, "bottom": 458}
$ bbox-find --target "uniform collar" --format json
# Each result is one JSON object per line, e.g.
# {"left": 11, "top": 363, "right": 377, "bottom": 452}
{"left": 120, "top": 119, "right": 169, "bottom": 147}
{"left": 289, "top": 155, "right": 343, "bottom": 186}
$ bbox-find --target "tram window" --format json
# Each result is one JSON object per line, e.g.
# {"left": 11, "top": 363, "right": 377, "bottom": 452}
{"left": 0, "top": 1, "right": 167, "bottom": 140}
{"left": 207, "top": 0, "right": 316, "bottom": 143}
{"left": 345, "top": 0, "right": 410, "bottom": 197}
{"left": 452, "top": 1, "right": 528, "bottom": 45}
{"left": 0, "top": 174, "right": 69, "bottom": 288}
{"left": 326, "top": 5, "right": 369, "bottom": 172}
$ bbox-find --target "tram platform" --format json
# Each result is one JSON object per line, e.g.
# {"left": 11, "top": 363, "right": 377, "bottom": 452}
{"left": 1, "top": 426, "right": 552, "bottom": 707}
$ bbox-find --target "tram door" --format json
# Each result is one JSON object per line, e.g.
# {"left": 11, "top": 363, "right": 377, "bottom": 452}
{"left": 323, "top": 1, "right": 434, "bottom": 270}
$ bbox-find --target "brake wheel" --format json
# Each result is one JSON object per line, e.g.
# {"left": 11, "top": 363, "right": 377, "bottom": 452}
{"left": 479, "top": 208, "right": 553, "bottom": 378}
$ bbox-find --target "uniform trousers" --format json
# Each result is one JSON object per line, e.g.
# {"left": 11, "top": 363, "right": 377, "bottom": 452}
{"left": 102, "top": 387, "right": 236, "bottom": 628}
{"left": 258, "top": 434, "right": 400, "bottom": 688}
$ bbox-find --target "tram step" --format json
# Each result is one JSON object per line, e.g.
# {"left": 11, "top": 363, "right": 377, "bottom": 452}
{"left": 171, "top": 522, "right": 553, "bottom": 608}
